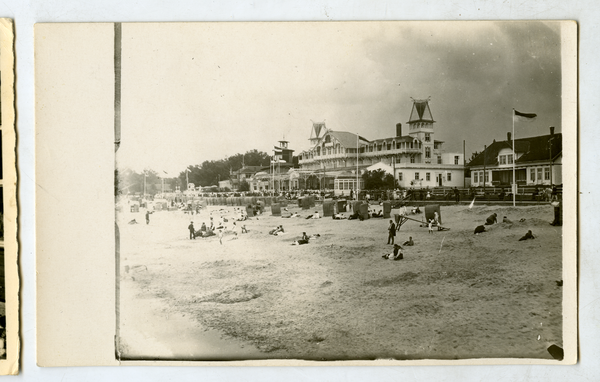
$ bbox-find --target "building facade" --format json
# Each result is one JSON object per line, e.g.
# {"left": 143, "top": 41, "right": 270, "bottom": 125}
{"left": 468, "top": 127, "right": 562, "bottom": 188}
{"left": 298, "top": 98, "right": 465, "bottom": 194}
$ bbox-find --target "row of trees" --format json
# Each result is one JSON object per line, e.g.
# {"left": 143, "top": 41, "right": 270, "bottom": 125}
{"left": 177, "top": 149, "right": 271, "bottom": 190}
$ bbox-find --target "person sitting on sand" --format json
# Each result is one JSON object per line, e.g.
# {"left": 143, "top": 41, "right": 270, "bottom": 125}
{"left": 485, "top": 213, "right": 498, "bottom": 225}
{"left": 474, "top": 225, "right": 486, "bottom": 234}
{"left": 519, "top": 230, "right": 535, "bottom": 241}
{"left": 312, "top": 211, "right": 321, "bottom": 219}
{"left": 502, "top": 216, "right": 513, "bottom": 224}
{"left": 292, "top": 232, "right": 310, "bottom": 245}
{"left": 269, "top": 225, "right": 284, "bottom": 235}
{"left": 411, "top": 206, "right": 421, "bottom": 214}
{"left": 241, "top": 224, "right": 248, "bottom": 234}
{"left": 200, "top": 222, "right": 207, "bottom": 233}
{"left": 332, "top": 213, "right": 347, "bottom": 220}
{"left": 382, "top": 244, "right": 403, "bottom": 260}
{"left": 403, "top": 236, "right": 414, "bottom": 246}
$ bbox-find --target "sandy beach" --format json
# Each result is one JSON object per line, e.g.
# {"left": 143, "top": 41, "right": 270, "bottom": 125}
{"left": 117, "top": 201, "right": 563, "bottom": 361}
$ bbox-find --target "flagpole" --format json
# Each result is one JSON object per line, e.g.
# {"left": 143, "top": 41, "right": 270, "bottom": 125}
{"left": 356, "top": 133, "right": 359, "bottom": 200}
{"left": 512, "top": 108, "right": 516, "bottom": 207}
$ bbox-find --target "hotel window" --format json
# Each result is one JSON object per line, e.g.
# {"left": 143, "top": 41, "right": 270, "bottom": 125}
{"left": 396, "top": 142, "right": 401, "bottom": 149}
{"left": 387, "top": 143, "right": 392, "bottom": 150}
{"left": 544, "top": 167, "right": 550, "bottom": 180}
{"left": 369, "top": 146, "right": 373, "bottom": 152}
{"left": 537, "top": 168, "right": 543, "bottom": 182}
{"left": 425, "top": 147, "right": 431, "bottom": 158}
{"left": 499, "top": 155, "right": 506, "bottom": 165}
{"left": 425, "top": 133, "right": 431, "bottom": 142}
{"left": 415, "top": 172, "right": 420, "bottom": 180}
{"left": 410, "top": 156, "right": 415, "bottom": 163}
{"left": 454, "top": 156, "right": 459, "bottom": 165}
{"left": 485, "top": 172, "right": 489, "bottom": 182}
{"left": 447, "top": 173, "right": 452, "bottom": 181}
{"left": 398, "top": 172, "right": 403, "bottom": 181}
{"left": 474, "top": 172, "right": 478, "bottom": 183}
{"left": 377, "top": 144, "right": 382, "bottom": 151}
{"left": 437, "top": 156, "right": 442, "bottom": 164}
{"left": 507, "top": 154, "right": 513, "bottom": 164}
{"left": 426, "top": 173, "right": 430, "bottom": 181}
{"left": 530, "top": 168, "right": 535, "bottom": 181}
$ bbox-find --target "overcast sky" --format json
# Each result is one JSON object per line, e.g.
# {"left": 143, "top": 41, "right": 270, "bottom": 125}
{"left": 118, "top": 21, "right": 562, "bottom": 176}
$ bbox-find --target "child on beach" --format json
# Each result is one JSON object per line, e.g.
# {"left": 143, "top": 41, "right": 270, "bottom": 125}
{"left": 428, "top": 219, "right": 434, "bottom": 234}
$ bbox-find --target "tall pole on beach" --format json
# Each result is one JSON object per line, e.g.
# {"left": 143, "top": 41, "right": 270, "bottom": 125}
{"left": 356, "top": 133, "right": 359, "bottom": 200}
{"left": 512, "top": 108, "right": 516, "bottom": 207}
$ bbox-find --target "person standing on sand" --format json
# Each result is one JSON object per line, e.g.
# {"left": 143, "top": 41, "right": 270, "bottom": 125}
{"left": 146, "top": 210, "right": 150, "bottom": 225}
{"left": 218, "top": 229, "right": 224, "bottom": 245}
{"left": 428, "top": 219, "right": 434, "bottom": 234}
{"left": 454, "top": 187, "right": 460, "bottom": 203}
{"left": 387, "top": 220, "right": 396, "bottom": 244}
{"left": 188, "top": 221, "right": 195, "bottom": 240}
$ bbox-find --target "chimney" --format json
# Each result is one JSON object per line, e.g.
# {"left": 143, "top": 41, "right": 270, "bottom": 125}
{"left": 396, "top": 123, "right": 402, "bottom": 137}
{"left": 550, "top": 126, "right": 555, "bottom": 135}
{"left": 507, "top": 132, "right": 511, "bottom": 141}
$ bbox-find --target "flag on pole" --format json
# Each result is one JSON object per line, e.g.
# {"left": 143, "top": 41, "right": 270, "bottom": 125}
{"left": 513, "top": 110, "right": 537, "bottom": 122}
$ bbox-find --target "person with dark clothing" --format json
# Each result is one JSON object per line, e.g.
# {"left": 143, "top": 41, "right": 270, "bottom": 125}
{"left": 403, "top": 236, "right": 414, "bottom": 246}
{"left": 188, "top": 221, "right": 195, "bottom": 240}
{"left": 519, "top": 230, "right": 535, "bottom": 241}
{"left": 485, "top": 213, "right": 497, "bottom": 225}
{"left": 498, "top": 188, "right": 506, "bottom": 201}
{"left": 454, "top": 187, "right": 460, "bottom": 203}
{"left": 533, "top": 186, "right": 540, "bottom": 201}
{"left": 551, "top": 185, "right": 558, "bottom": 201}
{"left": 146, "top": 210, "right": 150, "bottom": 225}
{"left": 382, "top": 244, "right": 403, "bottom": 260}
{"left": 387, "top": 220, "right": 396, "bottom": 244}
{"left": 474, "top": 225, "right": 486, "bottom": 234}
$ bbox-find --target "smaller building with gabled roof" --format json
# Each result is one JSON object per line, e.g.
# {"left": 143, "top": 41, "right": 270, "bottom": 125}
{"left": 467, "top": 127, "right": 562, "bottom": 187}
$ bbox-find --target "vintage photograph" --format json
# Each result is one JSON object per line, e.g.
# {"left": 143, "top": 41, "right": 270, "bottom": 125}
{"left": 0, "top": 17, "right": 17, "bottom": 374}
{"left": 114, "top": 21, "right": 573, "bottom": 362}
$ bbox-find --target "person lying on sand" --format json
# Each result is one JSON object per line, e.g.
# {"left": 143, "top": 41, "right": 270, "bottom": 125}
{"left": 305, "top": 214, "right": 313, "bottom": 219}
{"left": 485, "top": 213, "right": 498, "bottom": 225}
{"left": 411, "top": 207, "right": 421, "bottom": 214}
{"left": 332, "top": 213, "right": 347, "bottom": 220}
{"left": 128, "top": 219, "right": 138, "bottom": 224}
{"left": 292, "top": 232, "right": 310, "bottom": 245}
{"left": 269, "top": 225, "right": 285, "bottom": 235}
{"left": 519, "top": 230, "right": 535, "bottom": 241}
{"left": 502, "top": 216, "right": 513, "bottom": 224}
{"left": 474, "top": 225, "right": 486, "bottom": 234}
{"left": 402, "top": 236, "right": 414, "bottom": 246}
{"left": 382, "top": 244, "right": 403, "bottom": 260}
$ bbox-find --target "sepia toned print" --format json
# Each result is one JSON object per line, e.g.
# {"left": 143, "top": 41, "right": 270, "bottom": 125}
{"left": 112, "top": 21, "right": 576, "bottom": 363}
{"left": 0, "top": 18, "right": 18, "bottom": 374}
